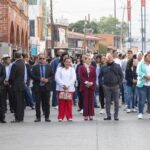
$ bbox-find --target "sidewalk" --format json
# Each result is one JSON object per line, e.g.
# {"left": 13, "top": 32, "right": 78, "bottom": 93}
{"left": 0, "top": 106, "right": 150, "bottom": 150}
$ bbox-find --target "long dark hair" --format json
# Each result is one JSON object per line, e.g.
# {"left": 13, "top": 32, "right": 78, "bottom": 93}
{"left": 126, "top": 58, "right": 133, "bottom": 69}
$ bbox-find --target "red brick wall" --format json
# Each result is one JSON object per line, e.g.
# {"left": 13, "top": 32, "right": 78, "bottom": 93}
{"left": 0, "top": 1, "right": 8, "bottom": 42}
{"left": 0, "top": 0, "right": 28, "bottom": 51}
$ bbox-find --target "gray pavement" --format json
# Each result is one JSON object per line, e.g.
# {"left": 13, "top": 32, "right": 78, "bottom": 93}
{"left": 0, "top": 105, "right": 150, "bottom": 150}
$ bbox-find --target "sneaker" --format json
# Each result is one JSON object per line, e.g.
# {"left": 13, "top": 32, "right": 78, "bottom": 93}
{"left": 100, "top": 109, "right": 105, "bottom": 114}
{"left": 132, "top": 108, "right": 137, "bottom": 112}
{"left": 124, "top": 105, "right": 128, "bottom": 111}
{"left": 138, "top": 113, "right": 143, "bottom": 119}
{"left": 126, "top": 109, "right": 131, "bottom": 113}
{"left": 54, "top": 106, "right": 58, "bottom": 109}
{"left": 80, "top": 109, "right": 83, "bottom": 114}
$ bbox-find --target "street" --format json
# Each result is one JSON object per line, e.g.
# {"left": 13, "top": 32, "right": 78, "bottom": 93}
{"left": 0, "top": 106, "right": 150, "bottom": 150}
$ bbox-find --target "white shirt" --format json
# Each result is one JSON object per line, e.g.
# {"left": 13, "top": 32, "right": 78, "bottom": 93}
{"left": 114, "top": 58, "right": 121, "bottom": 66}
{"left": 96, "top": 64, "right": 100, "bottom": 86}
{"left": 145, "top": 64, "right": 150, "bottom": 86}
{"left": 5, "top": 65, "right": 11, "bottom": 81}
{"left": 55, "top": 67, "right": 76, "bottom": 92}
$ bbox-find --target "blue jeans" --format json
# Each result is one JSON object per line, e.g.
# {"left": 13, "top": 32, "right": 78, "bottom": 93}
{"left": 137, "top": 86, "right": 150, "bottom": 114}
{"left": 24, "top": 86, "right": 34, "bottom": 107}
{"left": 123, "top": 81, "right": 128, "bottom": 105}
{"left": 132, "top": 85, "right": 137, "bottom": 108}
{"left": 126, "top": 85, "right": 137, "bottom": 109}
{"left": 126, "top": 85, "right": 133, "bottom": 109}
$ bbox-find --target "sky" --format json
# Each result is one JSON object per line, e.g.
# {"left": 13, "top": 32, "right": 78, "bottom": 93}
{"left": 47, "top": 0, "right": 150, "bottom": 38}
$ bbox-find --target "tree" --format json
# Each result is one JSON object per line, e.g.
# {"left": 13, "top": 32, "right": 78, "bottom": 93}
{"left": 99, "top": 44, "right": 107, "bottom": 54}
{"left": 69, "top": 20, "right": 99, "bottom": 34}
{"left": 98, "top": 15, "right": 128, "bottom": 36}
{"left": 69, "top": 16, "right": 128, "bottom": 36}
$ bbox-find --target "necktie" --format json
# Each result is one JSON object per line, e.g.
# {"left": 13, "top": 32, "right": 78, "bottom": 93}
{"left": 41, "top": 65, "right": 44, "bottom": 78}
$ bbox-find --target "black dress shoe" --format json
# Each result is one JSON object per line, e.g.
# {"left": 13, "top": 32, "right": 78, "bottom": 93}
{"left": 94, "top": 105, "right": 100, "bottom": 108}
{"left": 34, "top": 118, "right": 41, "bottom": 122}
{"left": 104, "top": 117, "right": 111, "bottom": 120}
{"left": 0, "top": 120, "right": 6, "bottom": 123}
{"left": 10, "top": 109, "right": 14, "bottom": 113}
{"left": 114, "top": 118, "right": 119, "bottom": 121}
{"left": 45, "top": 119, "right": 51, "bottom": 122}
{"left": 31, "top": 106, "right": 35, "bottom": 110}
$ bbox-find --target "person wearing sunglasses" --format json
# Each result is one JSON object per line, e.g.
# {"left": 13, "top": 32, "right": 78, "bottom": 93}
{"left": 32, "top": 53, "right": 53, "bottom": 122}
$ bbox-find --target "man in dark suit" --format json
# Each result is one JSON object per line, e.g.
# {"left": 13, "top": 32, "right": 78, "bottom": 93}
{"left": 32, "top": 53, "right": 53, "bottom": 122}
{"left": 9, "top": 52, "right": 26, "bottom": 123}
{"left": 0, "top": 61, "right": 6, "bottom": 123}
{"left": 22, "top": 53, "right": 34, "bottom": 109}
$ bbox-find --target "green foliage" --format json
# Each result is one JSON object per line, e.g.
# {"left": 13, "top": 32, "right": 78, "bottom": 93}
{"left": 69, "top": 15, "right": 128, "bottom": 36}
{"left": 69, "top": 20, "right": 99, "bottom": 34}
{"left": 99, "top": 44, "right": 107, "bottom": 54}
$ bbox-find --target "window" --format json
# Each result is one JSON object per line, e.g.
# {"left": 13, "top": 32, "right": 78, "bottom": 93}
{"left": 30, "top": 20, "right": 35, "bottom": 36}
{"left": 29, "top": 0, "right": 37, "bottom": 5}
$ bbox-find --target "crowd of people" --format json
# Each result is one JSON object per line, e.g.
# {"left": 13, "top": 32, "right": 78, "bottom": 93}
{"left": 0, "top": 48, "right": 149, "bottom": 123}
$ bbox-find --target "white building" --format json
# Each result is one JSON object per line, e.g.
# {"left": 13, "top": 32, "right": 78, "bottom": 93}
{"left": 28, "top": 0, "right": 48, "bottom": 55}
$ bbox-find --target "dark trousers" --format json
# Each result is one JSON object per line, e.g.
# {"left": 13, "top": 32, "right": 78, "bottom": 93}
{"left": 103, "top": 85, "right": 120, "bottom": 119}
{"left": 0, "top": 89, "right": 5, "bottom": 121}
{"left": 35, "top": 87, "right": 50, "bottom": 119}
{"left": 4, "top": 85, "right": 14, "bottom": 112}
{"left": 78, "top": 88, "right": 83, "bottom": 110}
{"left": 99, "top": 85, "right": 105, "bottom": 109}
{"left": 13, "top": 91, "right": 25, "bottom": 121}
{"left": 83, "top": 88, "right": 95, "bottom": 117}
{"left": 52, "top": 82, "right": 58, "bottom": 107}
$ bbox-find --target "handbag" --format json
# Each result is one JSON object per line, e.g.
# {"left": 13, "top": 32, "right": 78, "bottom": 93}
{"left": 59, "top": 91, "right": 72, "bottom": 100}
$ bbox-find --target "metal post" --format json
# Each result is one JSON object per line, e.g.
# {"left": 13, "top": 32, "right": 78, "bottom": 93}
{"left": 141, "top": 2, "right": 144, "bottom": 52}
{"left": 50, "top": 0, "right": 55, "bottom": 57}
{"left": 114, "top": 0, "right": 116, "bottom": 19}
{"left": 144, "top": 2, "right": 146, "bottom": 51}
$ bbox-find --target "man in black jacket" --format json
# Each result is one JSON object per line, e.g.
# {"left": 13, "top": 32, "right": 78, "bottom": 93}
{"left": 99, "top": 53, "right": 123, "bottom": 121}
{"left": 0, "top": 62, "right": 6, "bottom": 123}
{"left": 9, "top": 52, "right": 26, "bottom": 123}
{"left": 32, "top": 53, "right": 53, "bottom": 122}
{"left": 22, "top": 53, "right": 34, "bottom": 109}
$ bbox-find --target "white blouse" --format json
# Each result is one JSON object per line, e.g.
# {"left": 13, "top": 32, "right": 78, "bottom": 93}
{"left": 55, "top": 66, "right": 76, "bottom": 92}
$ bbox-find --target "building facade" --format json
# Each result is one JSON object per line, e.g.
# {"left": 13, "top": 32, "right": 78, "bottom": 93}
{"left": 29, "top": 0, "right": 48, "bottom": 56}
{"left": 0, "top": 0, "right": 28, "bottom": 57}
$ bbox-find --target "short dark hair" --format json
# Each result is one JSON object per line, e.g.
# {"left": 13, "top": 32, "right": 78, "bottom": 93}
{"left": 22, "top": 53, "right": 28, "bottom": 58}
{"left": 112, "top": 50, "right": 117, "bottom": 54}
{"left": 14, "top": 52, "right": 22, "bottom": 59}
{"left": 127, "top": 49, "right": 133, "bottom": 53}
{"left": 96, "top": 54, "right": 102, "bottom": 59}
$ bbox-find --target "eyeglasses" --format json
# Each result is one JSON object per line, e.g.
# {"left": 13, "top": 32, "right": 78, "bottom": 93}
{"left": 39, "top": 58, "right": 45, "bottom": 60}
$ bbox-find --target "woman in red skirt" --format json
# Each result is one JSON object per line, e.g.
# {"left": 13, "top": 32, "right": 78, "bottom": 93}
{"left": 55, "top": 57, "right": 76, "bottom": 122}
{"left": 79, "top": 54, "right": 96, "bottom": 120}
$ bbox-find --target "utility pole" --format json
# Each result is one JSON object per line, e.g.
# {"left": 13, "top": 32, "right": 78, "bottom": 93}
{"left": 114, "top": 0, "right": 116, "bottom": 19}
{"left": 50, "top": 0, "right": 55, "bottom": 57}
{"left": 120, "top": 5, "right": 125, "bottom": 51}
{"left": 114, "top": 0, "right": 117, "bottom": 48}
{"left": 127, "top": 0, "right": 132, "bottom": 49}
{"left": 141, "top": 0, "right": 146, "bottom": 52}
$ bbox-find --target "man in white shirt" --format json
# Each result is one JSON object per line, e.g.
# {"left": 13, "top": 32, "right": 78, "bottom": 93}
{"left": 2, "top": 54, "right": 14, "bottom": 113}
